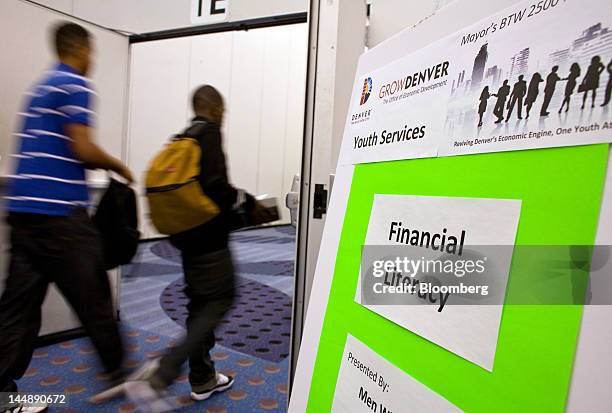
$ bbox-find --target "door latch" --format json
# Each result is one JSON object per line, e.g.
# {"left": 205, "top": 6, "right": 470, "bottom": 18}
{"left": 313, "top": 184, "right": 328, "bottom": 219}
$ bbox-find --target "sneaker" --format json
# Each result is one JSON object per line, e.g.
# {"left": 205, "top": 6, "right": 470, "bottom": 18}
{"left": 190, "top": 373, "right": 235, "bottom": 401}
{"left": 89, "top": 360, "right": 160, "bottom": 403}
{"left": 3, "top": 403, "right": 48, "bottom": 413}
{"left": 124, "top": 380, "right": 177, "bottom": 413}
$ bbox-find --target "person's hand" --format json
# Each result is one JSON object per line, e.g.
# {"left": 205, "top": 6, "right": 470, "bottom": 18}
{"left": 116, "top": 164, "right": 135, "bottom": 185}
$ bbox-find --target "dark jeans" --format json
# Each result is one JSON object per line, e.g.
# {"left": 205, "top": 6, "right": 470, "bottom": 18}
{"left": 155, "top": 248, "right": 235, "bottom": 390}
{"left": 0, "top": 209, "right": 123, "bottom": 398}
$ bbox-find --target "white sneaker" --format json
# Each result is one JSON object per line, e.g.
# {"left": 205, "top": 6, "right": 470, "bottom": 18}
{"left": 124, "top": 380, "right": 176, "bottom": 413}
{"left": 190, "top": 373, "right": 235, "bottom": 401}
{"left": 89, "top": 359, "right": 160, "bottom": 403}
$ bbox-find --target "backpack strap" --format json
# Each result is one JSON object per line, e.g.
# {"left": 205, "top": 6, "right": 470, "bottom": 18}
{"left": 182, "top": 120, "right": 209, "bottom": 138}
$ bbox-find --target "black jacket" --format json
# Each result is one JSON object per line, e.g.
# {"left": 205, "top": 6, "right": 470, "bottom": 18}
{"left": 169, "top": 118, "right": 238, "bottom": 254}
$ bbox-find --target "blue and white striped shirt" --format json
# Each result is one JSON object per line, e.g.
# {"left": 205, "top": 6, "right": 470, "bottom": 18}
{"left": 7, "top": 63, "right": 95, "bottom": 216}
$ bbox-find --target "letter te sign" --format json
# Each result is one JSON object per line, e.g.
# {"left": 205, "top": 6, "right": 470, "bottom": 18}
{"left": 191, "top": 0, "right": 229, "bottom": 24}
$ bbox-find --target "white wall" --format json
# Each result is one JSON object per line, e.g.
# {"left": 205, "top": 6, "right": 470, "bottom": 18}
{"left": 32, "top": 0, "right": 308, "bottom": 34}
{"left": 368, "top": 0, "right": 456, "bottom": 47}
{"left": 127, "top": 23, "right": 308, "bottom": 238}
{"left": 0, "top": 0, "right": 129, "bottom": 179}
{"left": 230, "top": 0, "right": 306, "bottom": 21}
{"left": 32, "top": 0, "right": 72, "bottom": 14}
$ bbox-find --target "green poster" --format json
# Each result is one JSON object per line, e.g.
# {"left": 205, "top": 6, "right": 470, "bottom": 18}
{"left": 306, "top": 144, "right": 609, "bottom": 412}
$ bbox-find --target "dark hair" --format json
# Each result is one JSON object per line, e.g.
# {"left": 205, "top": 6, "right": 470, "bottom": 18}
{"left": 570, "top": 63, "right": 580, "bottom": 74}
{"left": 54, "top": 22, "right": 90, "bottom": 57}
{"left": 480, "top": 86, "right": 489, "bottom": 99}
{"left": 192, "top": 85, "right": 223, "bottom": 111}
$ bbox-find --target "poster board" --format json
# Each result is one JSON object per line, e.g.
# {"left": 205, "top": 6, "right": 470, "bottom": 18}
{"left": 289, "top": 0, "right": 612, "bottom": 411}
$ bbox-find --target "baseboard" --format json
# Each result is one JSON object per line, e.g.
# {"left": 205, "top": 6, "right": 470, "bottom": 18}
{"left": 233, "top": 222, "right": 294, "bottom": 232}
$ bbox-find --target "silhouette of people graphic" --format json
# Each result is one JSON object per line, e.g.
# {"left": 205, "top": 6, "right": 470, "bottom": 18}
{"left": 505, "top": 75, "right": 527, "bottom": 122}
{"left": 492, "top": 80, "right": 510, "bottom": 124}
{"left": 524, "top": 72, "right": 543, "bottom": 119}
{"left": 559, "top": 63, "right": 581, "bottom": 113}
{"left": 477, "top": 86, "right": 491, "bottom": 127}
{"left": 581, "top": 55, "right": 605, "bottom": 109}
{"left": 600, "top": 58, "right": 612, "bottom": 107}
{"left": 541, "top": 66, "right": 560, "bottom": 116}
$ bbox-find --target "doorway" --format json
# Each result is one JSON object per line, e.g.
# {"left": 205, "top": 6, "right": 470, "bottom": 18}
{"left": 120, "top": 18, "right": 308, "bottom": 412}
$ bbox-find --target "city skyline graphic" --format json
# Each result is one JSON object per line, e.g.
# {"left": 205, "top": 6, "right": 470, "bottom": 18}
{"left": 445, "top": 21, "right": 612, "bottom": 137}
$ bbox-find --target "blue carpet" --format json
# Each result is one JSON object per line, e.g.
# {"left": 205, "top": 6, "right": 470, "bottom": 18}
{"left": 161, "top": 276, "right": 292, "bottom": 362}
{"left": 17, "top": 225, "right": 296, "bottom": 412}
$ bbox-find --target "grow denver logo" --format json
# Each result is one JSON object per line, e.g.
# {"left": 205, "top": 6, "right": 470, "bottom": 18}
{"left": 360, "top": 77, "right": 372, "bottom": 105}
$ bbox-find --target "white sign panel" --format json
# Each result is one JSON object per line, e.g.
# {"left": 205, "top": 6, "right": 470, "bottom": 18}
{"left": 332, "top": 334, "right": 462, "bottom": 413}
{"left": 339, "top": 0, "right": 612, "bottom": 165}
{"left": 356, "top": 195, "right": 521, "bottom": 371}
{"left": 191, "top": 0, "right": 229, "bottom": 25}
{"left": 341, "top": 44, "right": 449, "bottom": 164}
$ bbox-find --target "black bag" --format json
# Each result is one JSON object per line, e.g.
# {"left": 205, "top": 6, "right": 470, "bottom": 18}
{"left": 94, "top": 178, "right": 140, "bottom": 269}
{"left": 230, "top": 193, "right": 279, "bottom": 231}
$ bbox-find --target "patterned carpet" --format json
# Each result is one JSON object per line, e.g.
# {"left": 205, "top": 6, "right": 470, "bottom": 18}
{"left": 161, "top": 277, "right": 292, "bottom": 362}
{"left": 16, "top": 225, "right": 296, "bottom": 412}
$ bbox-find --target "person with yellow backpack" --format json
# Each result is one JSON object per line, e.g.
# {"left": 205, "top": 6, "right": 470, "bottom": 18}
{"left": 124, "top": 85, "right": 271, "bottom": 412}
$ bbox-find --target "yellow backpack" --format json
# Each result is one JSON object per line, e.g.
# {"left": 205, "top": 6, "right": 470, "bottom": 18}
{"left": 145, "top": 137, "right": 219, "bottom": 235}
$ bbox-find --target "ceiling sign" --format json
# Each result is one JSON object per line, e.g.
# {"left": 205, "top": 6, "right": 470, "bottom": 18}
{"left": 191, "top": 0, "right": 229, "bottom": 25}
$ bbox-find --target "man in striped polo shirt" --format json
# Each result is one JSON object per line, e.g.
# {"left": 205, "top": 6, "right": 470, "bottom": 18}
{"left": 0, "top": 22, "right": 133, "bottom": 412}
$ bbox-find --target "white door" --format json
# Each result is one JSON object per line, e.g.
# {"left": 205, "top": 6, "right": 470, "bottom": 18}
{"left": 290, "top": 0, "right": 367, "bottom": 384}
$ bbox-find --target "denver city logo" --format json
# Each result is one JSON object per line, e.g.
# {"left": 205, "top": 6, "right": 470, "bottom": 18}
{"left": 360, "top": 77, "right": 372, "bottom": 105}
{"left": 352, "top": 77, "right": 373, "bottom": 125}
